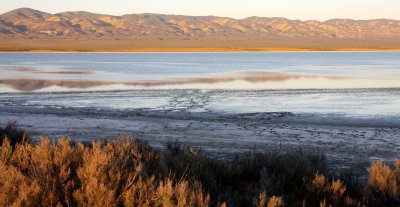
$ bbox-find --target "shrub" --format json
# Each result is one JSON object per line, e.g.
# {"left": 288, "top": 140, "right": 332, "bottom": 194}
{"left": 253, "top": 192, "right": 284, "bottom": 207}
{"left": 0, "top": 159, "right": 41, "bottom": 206}
{"left": 3, "top": 123, "right": 400, "bottom": 207}
{"left": 367, "top": 160, "right": 400, "bottom": 206}
{"left": 0, "top": 122, "right": 30, "bottom": 147}
{"left": 0, "top": 136, "right": 210, "bottom": 207}
{"left": 306, "top": 172, "right": 348, "bottom": 206}
{"left": 163, "top": 143, "right": 327, "bottom": 206}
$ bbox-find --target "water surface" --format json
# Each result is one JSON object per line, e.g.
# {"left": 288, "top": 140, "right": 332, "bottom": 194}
{"left": 1, "top": 52, "right": 400, "bottom": 92}
{"left": 1, "top": 52, "right": 400, "bottom": 126}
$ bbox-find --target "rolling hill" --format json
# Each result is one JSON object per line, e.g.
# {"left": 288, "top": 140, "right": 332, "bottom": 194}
{"left": 1, "top": 8, "right": 400, "bottom": 51}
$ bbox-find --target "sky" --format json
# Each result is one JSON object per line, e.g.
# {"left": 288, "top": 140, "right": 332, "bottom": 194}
{"left": 1, "top": 0, "right": 400, "bottom": 21}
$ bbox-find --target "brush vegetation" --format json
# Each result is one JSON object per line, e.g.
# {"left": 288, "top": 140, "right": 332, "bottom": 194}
{"left": 0, "top": 123, "right": 399, "bottom": 207}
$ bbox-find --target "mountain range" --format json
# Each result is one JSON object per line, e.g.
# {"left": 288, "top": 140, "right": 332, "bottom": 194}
{"left": 1, "top": 8, "right": 400, "bottom": 51}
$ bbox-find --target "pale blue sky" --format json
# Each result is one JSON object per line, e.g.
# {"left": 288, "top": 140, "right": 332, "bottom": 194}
{"left": 1, "top": 0, "right": 399, "bottom": 20}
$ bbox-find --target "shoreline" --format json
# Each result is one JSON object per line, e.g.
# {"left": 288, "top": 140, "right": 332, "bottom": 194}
{"left": 1, "top": 89, "right": 400, "bottom": 177}
{"left": 1, "top": 107, "right": 398, "bottom": 177}
{"left": 1, "top": 47, "right": 400, "bottom": 53}
{"left": 2, "top": 37, "right": 400, "bottom": 52}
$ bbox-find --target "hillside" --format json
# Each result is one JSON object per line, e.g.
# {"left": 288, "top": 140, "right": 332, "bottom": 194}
{"left": 1, "top": 8, "right": 400, "bottom": 51}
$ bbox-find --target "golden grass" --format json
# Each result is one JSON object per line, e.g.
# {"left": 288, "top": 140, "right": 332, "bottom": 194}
{"left": 1, "top": 38, "right": 400, "bottom": 52}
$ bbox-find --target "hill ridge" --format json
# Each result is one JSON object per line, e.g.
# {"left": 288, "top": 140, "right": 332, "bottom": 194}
{"left": 1, "top": 7, "right": 400, "bottom": 40}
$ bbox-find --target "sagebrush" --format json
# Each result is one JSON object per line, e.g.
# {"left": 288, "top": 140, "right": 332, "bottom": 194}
{"left": 0, "top": 123, "right": 399, "bottom": 207}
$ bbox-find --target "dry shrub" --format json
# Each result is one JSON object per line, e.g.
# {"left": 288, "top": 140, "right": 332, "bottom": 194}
{"left": 319, "top": 199, "right": 328, "bottom": 207}
{"left": 253, "top": 191, "right": 284, "bottom": 207}
{"left": 155, "top": 179, "right": 209, "bottom": 207}
{"left": 254, "top": 191, "right": 268, "bottom": 207}
{"left": 0, "top": 160, "right": 41, "bottom": 206}
{"left": 0, "top": 136, "right": 210, "bottom": 207}
{"left": 311, "top": 172, "right": 346, "bottom": 200}
{"left": 123, "top": 177, "right": 209, "bottom": 207}
{"left": 7, "top": 138, "right": 83, "bottom": 206}
{"left": 6, "top": 123, "right": 400, "bottom": 206}
{"left": 165, "top": 143, "right": 315, "bottom": 206}
{"left": 73, "top": 138, "right": 210, "bottom": 207}
{"left": 163, "top": 142, "right": 235, "bottom": 205}
{"left": 248, "top": 149, "right": 326, "bottom": 206}
{"left": 307, "top": 172, "right": 347, "bottom": 207}
{"left": 367, "top": 160, "right": 399, "bottom": 197}
{"left": 1, "top": 124, "right": 331, "bottom": 206}
{"left": 0, "top": 122, "right": 30, "bottom": 147}
{"left": 367, "top": 159, "right": 400, "bottom": 206}
{"left": 268, "top": 196, "right": 284, "bottom": 207}
{"left": 0, "top": 138, "right": 13, "bottom": 164}
{"left": 2, "top": 134, "right": 326, "bottom": 206}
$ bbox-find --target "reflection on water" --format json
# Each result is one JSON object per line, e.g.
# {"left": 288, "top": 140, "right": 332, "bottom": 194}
{"left": 0, "top": 79, "right": 112, "bottom": 92}
{"left": 1, "top": 52, "right": 400, "bottom": 92}
{"left": 1, "top": 52, "right": 400, "bottom": 79}
{"left": 2, "top": 70, "right": 400, "bottom": 92}
{"left": 0, "top": 66, "right": 94, "bottom": 75}
{"left": 3, "top": 71, "right": 400, "bottom": 92}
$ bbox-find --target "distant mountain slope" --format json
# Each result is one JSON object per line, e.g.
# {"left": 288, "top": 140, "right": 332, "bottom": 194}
{"left": 1, "top": 8, "right": 400, "bottom": 40}
{"left": 1, "top": 8, "right": 400, "bottom": 51}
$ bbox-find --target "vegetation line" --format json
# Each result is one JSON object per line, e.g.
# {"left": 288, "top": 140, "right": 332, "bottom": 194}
{"left": 1, "top": 47, "right": 400, "bottom": 53}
